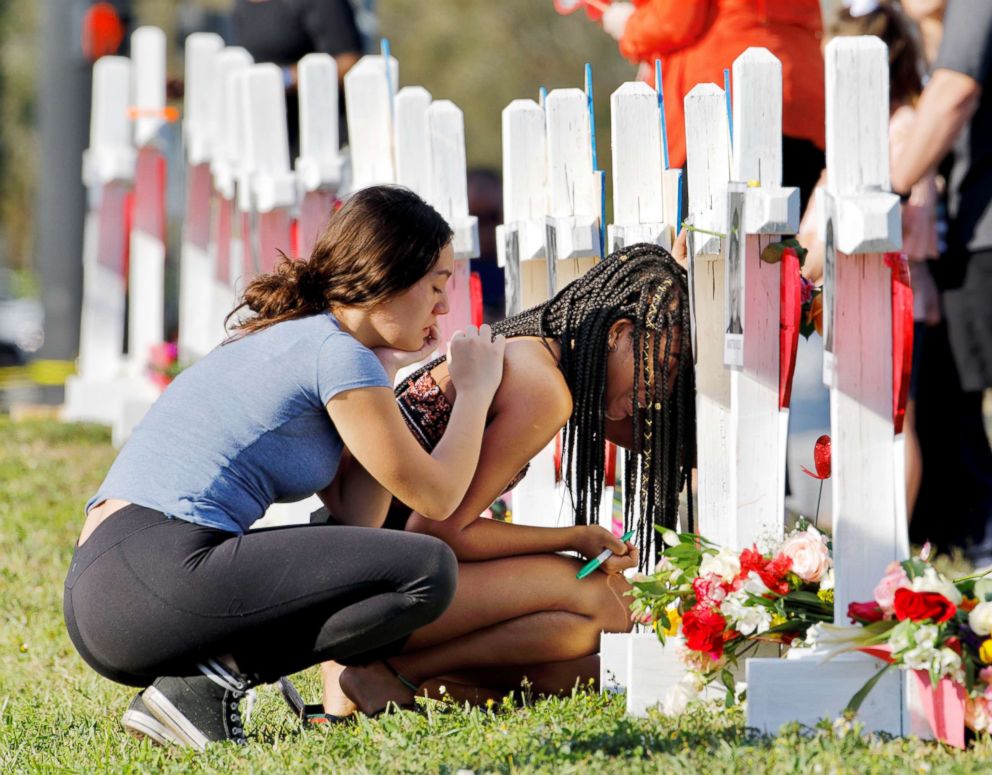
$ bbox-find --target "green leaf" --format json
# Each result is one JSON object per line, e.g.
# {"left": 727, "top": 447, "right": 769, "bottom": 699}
{"left": 760, "top": 238, "right": 809, "bottom": 266}
{"left": 844, "top": 663, "right": 894, "bottom": 716}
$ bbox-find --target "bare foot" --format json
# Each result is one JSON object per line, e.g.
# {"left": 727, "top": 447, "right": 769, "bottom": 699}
{"left": 338, "top": 662, "right": 417, "bottom": 716}
{"left": 320, "top": 661, "right": 358, "bottom": 718}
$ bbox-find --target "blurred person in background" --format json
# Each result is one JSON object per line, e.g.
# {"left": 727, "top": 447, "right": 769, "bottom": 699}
{"left": 232, "top": 0, "right": 375, "bottom": 151}
{"left": 598, "top": 0, "right": 825, "bottom": 211}
{"left": 889, "top": 0, "right": 992, "bottom": 564}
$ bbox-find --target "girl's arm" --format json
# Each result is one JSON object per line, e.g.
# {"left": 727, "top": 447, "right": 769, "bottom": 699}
{"left": 327, "top": 327, "right": 505, "bottom": 521}
{"left": 405, "top": 352, "right": 631, "bottom": 564}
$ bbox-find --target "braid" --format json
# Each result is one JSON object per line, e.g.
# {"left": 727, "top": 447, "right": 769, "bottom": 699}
{"left": 491, "top": 242, "right": 696, "bottom": 568}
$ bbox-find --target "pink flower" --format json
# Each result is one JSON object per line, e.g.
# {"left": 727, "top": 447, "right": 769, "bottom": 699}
{"left": 873, "top": 561, "right": 911, "bottom": 615}
{"left": 966, "top": 696, "right": 992, "bottom": 733}
{"left": 779, "top": 527, "right": 831, "bottom": 583}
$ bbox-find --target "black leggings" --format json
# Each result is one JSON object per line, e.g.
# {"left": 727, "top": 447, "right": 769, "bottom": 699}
{"left": 63, "top": 505, "right": 457, "bottom": 687}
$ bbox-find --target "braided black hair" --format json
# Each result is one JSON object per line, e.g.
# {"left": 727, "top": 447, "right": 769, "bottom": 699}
{"left": 497, "top": 243, "right": 694, "bottom": 563}
{"left": 402, "top": 243, "right": 695, "bottom": 565}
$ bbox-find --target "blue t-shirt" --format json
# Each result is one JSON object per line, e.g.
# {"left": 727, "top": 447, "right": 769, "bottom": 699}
{"left": 87, "top": 314, "right": 390, "bottom": 533}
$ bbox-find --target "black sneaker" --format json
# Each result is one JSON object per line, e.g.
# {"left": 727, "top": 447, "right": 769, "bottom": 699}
{"left": 142, "top": 659, "right": 255, "bottom": 751}
{"left": 121, "top": 692, "right": 183, "bottom": 746}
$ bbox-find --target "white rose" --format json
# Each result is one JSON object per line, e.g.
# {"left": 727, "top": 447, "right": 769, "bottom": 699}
{"left": 969, "top": 601, "right": 992, "bottom": 636}
{"left": 911, "top": 567, "right": 962, "bottom": 605}
{"left": 778, "top": 527, "right": 831, "bottom": 583}
{"left": 699, "top": 548, "right": 741, "bottom": 583}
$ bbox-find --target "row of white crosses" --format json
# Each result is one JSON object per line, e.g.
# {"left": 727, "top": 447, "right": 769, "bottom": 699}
{"left": 63, "top": 28, "right": 479, "bottom": 454}
{"left": 600, "top": 47, "right": 802, "bottom": 715}
{"left": 748, "top": 36, "right": 915, "bottom": 736}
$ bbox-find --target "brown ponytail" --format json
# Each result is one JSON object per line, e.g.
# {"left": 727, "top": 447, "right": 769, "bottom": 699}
{"left": 226, "top": 185, "right": 453, "bottom": 339}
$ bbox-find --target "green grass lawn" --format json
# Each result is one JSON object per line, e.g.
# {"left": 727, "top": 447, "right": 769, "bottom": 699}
{"left": 2, "top": 416, "right": 992, "bottom": 773}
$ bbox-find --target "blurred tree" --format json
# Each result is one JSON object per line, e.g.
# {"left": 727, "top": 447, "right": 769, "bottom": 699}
{"left": 0, "top": 0, "right": 39, "bottom": 282}
{"left": 379, "top": 0, "right": 634, "bottom": 176}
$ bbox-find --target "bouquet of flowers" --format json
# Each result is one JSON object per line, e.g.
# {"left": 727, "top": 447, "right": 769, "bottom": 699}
{"left": 628, "top": 522, "right": 834, "bottom": 706}
{"left": 808, "top": 548, "right": 992, "bottom": 744}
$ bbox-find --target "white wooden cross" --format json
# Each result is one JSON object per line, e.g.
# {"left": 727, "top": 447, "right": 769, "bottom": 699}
{"left": 178, "top": 32, "right": 223, "bottom": 362}
{"left": 723, "top": 47, "right": 800, "bottom": 548}
{"left": 208, "top": 47, "right": 253, "bottom": 345}
{"left": 747, "top": 36, "right": 914, "bottom": 736}
{"left": 296, "top": 53, "right": 345, "bottom": 258}
{"left": 63, "top": 55, "right": 134, "bottom": 425}
{"left": 607, "top": 81, "right": 674, "bottom": 253}
{"left": 343, "top": 54, "right": 399, "bottom": 190}
{"left": 496, "top": 98, "right": 547, "bottom": 317}
{"left": 125, "top": 26, "right": 167, "bottom": 382}
{"left": 426, "top": 100, "right": 479, "bottom": 341}
{"left": 113, "top": 26, "right": 169, "bottom": 447}
{"left": 241, "top": 64, "right": 297, "bottom": 275}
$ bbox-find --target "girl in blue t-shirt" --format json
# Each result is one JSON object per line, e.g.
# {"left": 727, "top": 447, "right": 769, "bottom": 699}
{"left": 64, "top": 185, "right": 505, "bottom": 750}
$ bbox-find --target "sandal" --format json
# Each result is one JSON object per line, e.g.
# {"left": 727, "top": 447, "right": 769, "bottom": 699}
{"left": 278, "top": 677, "right": 350, "bottom": 726}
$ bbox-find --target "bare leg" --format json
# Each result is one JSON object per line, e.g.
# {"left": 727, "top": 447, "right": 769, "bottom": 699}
{"left": 338, "top": 555, "right": 631, "bottom": 714}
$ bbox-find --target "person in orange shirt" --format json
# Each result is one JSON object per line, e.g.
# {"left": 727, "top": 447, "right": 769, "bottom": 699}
{"left": 601, "top": 0, "right": 825, "bottom": 210}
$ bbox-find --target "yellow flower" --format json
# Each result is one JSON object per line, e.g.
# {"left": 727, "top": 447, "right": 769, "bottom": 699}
{"left": 771, "top": 614, "right": 787, "bottom": 628}
{"left": 980, "top": 639, "right": 992, "bottom": 665}
{"left": 661, "top": 607, "right": 682, "bottom": 637}
{"left": 817, "top": 588, "right": 834, "bottom": 604}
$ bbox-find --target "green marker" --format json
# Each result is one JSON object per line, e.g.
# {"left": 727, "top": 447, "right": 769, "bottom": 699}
{"left": 576, "top": 529, "right": 636, "bottom": 579}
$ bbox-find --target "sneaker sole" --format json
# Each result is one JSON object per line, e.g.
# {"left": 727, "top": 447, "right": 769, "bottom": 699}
{"left": 122, "top": 706, "right": 183, "bottom": 747}
{"left": 143, "top": 685, "right": 211, "bottom": 752}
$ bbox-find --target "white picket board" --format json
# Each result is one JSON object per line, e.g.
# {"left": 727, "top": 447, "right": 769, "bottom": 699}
{"left": 684, "top": 83, "right": 733, "bottom": 546}
{"left": 296, "top": 53, "right": 343, "bottom": 193}
{"left": 131, "top": 26, "right": 166, "bottom": 149}
{"left": 344, "top": 54, "right": 399, "bottom": 190}
{"left": 684, "top": 84, "right": 731, "bottom": 256}
{"left": 607, "top": 81, "right": 669, "bottom": 252}
{"left": 183, "top": 32, "right": 223, "bottom": 166}
{"left": 393, "top": 86, "right": 433, "bottom": 196}
{"left": 209, "top": 47, "right": 253, "bottom": 201}
{"left": 65, "top": 56, "right": 133, "bottom": 424}
{"left": 748, "top": 35, "right": 911, "bottom": 737}
{"left": 497, "top": 99, "right": 547, "bottom": 316}
{"left": 242, "top": 64, "right": 296, "bottom": 214}
{"left": 544, "top": 88, "right": 600, "bottom": 296}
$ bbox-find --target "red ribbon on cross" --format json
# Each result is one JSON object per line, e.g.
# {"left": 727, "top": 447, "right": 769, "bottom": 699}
{"left": 886, "top": 252, "right": 914, "bottom": 435}
{"left": 778, "top": 248, "right": 802, "bottom": 409}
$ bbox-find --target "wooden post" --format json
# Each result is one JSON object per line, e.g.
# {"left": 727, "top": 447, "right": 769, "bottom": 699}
{"left": 727, "top": 47, "right": 801, "bottom": 548}
{"left": 208, "top": 47, "right": 253, "bottom": 341}
{"left": 178, "top": 32, "right": 223, "bottom": 362}
{"left": 296, "top": 53, "right": 344, "bottom": 258}
{"left": 747, "top": 36, "right": 912, "bottom": 736}
{"left": 684, "top": 82, "right": 733, "bottom": 546}
{"left": 343, "top": 54, "right": 399, "bottom": 190}
{"left": 496, "top": 99, "right": 547, "bottom": 317}
{"left": 607, "top": 81, "right": 671, "bottom": 252}
{"left": 125, "top": 26, "right": 167, "bottom": 381}
{"left": 241, "top": 64, "right": 296, "bottom": 275}
{"left": 427, "top": 100, "right": 479, "bottom": 342}
{"left": 544, "top": 89, "right": 601, "bottom": 295}
{"left": 63, "top": 55, "right": 134, "bottom": 424}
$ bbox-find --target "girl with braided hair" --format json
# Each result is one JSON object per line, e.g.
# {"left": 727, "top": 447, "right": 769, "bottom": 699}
{"left": 311, "top": 242, "right": 695, "bottom": 719}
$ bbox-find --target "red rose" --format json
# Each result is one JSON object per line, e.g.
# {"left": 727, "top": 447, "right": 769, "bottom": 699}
{"left": 682, "top": 606, "right": 728, "bottom": 660}
{"left": 892, "top": 588, "right": 957, "bottom": 623}
{"left": 760, "top": 554, "right": 793, "bottom": 595}
{"left": 847, "top": 600, "right": 886, "bottom": 624}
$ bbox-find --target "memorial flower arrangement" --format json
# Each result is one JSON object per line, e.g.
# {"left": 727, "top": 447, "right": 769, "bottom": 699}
{"left": 628, "top": 522, "right": 834, "bottom": 706}
{"left": 148, "top": 341, "right": 182, "bottom": 389}
{"left": 807, "top": 547, "right": 992, "bottom": 744}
